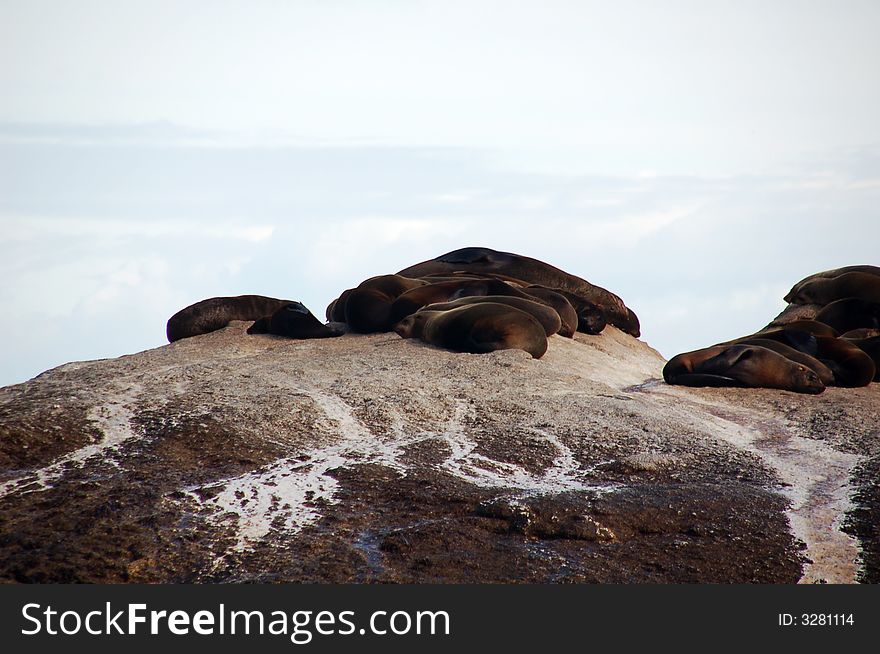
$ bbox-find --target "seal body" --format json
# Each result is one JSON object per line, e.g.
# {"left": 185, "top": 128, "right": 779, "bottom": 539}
{"left": 846, "top": 336, "right": 880, "bottom": 381}
{"left": 735, "top": 338, "right": 835, "bottom": 386}
{"left": 388, "top": 278, "right": 527, "bottom": 325}
{"left": 167, "top": 295, "right": 295, "bottom": 342}
{"left": 815, "top": 298, "right": 880, "bottom": 334}
{"left": 787, "top": 272, "right": 880, "bottom": 306}
{"left": 422, "top": 295, "right": 562, "bottom": 337}
{"left": 524, "top": 286, "right": 605, "bottom": 335}
{"left": 247, "top": 302, "right": 343, "bottom": 339}
{"left": 754, "top": 320, "right": 839, "bottom": 338}
{"left": 393, "top": 303, "right": 549, "bottom": 359}
{"left": 813, "top": 335, "right": 876, "bottom": 387}
{"left": 396, "top": 247, "right": 640, "bottom": 337}
{"left": 518, "top": 287, "right": 579, "bottom": 337}
{"left": 732, "top": 329, "right": 874, "bottom": 387}
{"left": 785, "top": 265, "right": 880, "bottom": 302}
{"left": 663, "top": 344, "right": 826, "bottom": 394}
{"left": 326, "top": 288, "right": 353, "bottom": 322}
{"left": 339, "top": 275, "right": 428, "bottom": 333}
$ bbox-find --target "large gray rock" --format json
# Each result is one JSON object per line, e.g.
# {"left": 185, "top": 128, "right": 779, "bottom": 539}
{"left": 1, "top": 324, "right": 877, "bottom": 583}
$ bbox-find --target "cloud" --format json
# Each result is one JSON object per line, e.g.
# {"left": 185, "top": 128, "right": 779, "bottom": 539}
{"left": 0, "top": 216, "right": 275, "bottom": 243}
{"left": 306, "top": 217, "right": 469, "bottom": 279}
{"left": 571, "top": 205, "right": 702, "bottom": 249}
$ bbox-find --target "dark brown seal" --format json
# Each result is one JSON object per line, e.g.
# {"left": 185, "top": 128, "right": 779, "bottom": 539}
{"left": 814, "top": 298, "right": 880, "bottom": 334}
{"left": 663, "top": 344, "right": 826, "bottom": 394}
{"left": 734, "top": 338, "right": 835, "bottom": 386}
{"left": 337, "top": 275, "right": 428, "bottom": 333}
{"left": 846, "top": 336, "right": 880, "bottom": 381}
{"left": 786, "top": 272, "right": 880, "bottom": 306}
{"left": 247, "top": 302, "right": 344, "bottom": 339}
{"left": 326, "top": 288, "right": 353, "bottom": 322}
{"left": 396, "top": 247, "right": 640, "bottom": 336}
{"left": 755, "top": 320, "right": 839, "bottom": 338}
{"left": 736, "top": 329, "right": 875, "bottom": 387}
{"left": 784, "top": 265, "right": 880, "bottom": 302}
{"left": 410, "top": 272, "right": 583, "bottom": 337}
{"left": 422, "top": 295, "right": 563, "bottom": 337}
{"left": 393, "top": 302, "right": 549, "bottom": 359}
{"left": 166, "top": 295, "right": 296, "bottom": 342}
{"left": 517, "top": 287, "right": 579, "bottom": 337}
{"left": 812, "top": 335, "right": 876, "bottom": 387}
{"left": 525, "top": 286, "right": 607, "bottom": 335}
{"left": 388, "top": 278, "right": 529, "bottom": 326}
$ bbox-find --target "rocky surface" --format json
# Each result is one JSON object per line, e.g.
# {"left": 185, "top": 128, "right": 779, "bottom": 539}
{"left": 1, "top": 324, "right": 877, "bottom": 583}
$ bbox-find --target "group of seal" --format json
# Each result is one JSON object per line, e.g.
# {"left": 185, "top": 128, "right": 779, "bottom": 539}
{"left": 164, "top": 247, "right": 640, "bottom": 360}
{"left": 664, "top": 265, "right": 880, "bottom": 394}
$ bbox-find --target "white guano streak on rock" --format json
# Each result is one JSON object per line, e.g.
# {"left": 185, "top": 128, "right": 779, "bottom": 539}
{"left": 182, "top": 395, "right": 614, "bottom": 553}
{"left": 181, "top": 390, "right": 408, "bottom": 552}
{"left": 696, "top": 406, "right": 862, "bottom": 585}
{"left": 438, "top": 401, "right": 612, "bottom": 494}
{"left": 0, "top": 385, "right": 143, "bottom": 498}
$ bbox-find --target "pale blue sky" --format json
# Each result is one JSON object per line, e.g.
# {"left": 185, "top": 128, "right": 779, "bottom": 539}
{"left": 2, "top": 1, "right": 879, "bottom": 386}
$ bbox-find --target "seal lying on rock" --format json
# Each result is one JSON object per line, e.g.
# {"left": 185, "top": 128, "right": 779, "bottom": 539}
{"left": 663, "top": 344, "right": 827, "bottom": 394}
{"left": 784, "top": 265, "right": 880, "bottom": 303}
{"left": 814, "top": 298, "right": 880, "bottom": 334}
{"left": 329, "top": 275, "right": 428, "bottom": 333}
{"left": 167, "top": 295, "right": 297, "bottom": 342}
{"left": 422, "top": 295, "right": 563, "bottom": 337}
{"left": 730, "top": 328, "right": 875, "bottom": 388}
{"left": 388, "top": 278, "right": 531, "bottom": 326}
{"left": 524, "top": 286, "right": 606, "bottom": 335}
{"left": 393, "top": 302, "right": 549, "bottom": 359}
{"left": 837, "top": 336, "right": 880, "bottom": 382}
{"left": 786, "top": 272, "right": 880, "bottom": 306}
{"left": 247, "top": 302, "right": 344, "bottom": 339}
{"left": 733, "top": 338, "right": 836, "bottom": 387}
{"left": 396, "top": 247, "right": 640, "bottom": 337}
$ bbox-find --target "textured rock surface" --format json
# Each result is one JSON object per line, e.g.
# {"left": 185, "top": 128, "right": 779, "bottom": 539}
{"left": 1, "top": 324, "right": 877, "bottom": 583}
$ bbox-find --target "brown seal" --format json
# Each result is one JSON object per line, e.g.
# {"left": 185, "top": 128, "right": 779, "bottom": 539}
{"left": 247, "top": 302, "right": 344, "bottom": 339}
{"left": 814, "top": 298, "right": 880, "bottom": 334}
{"left": 396, "top": 247, "right": 640, "bottom": 336}
{"left": 422, "top": 296, "right": 563, "bottom": 337}
{"left": 845, "top": 336, "right": 880, "bottom": 381}
{"left": 525, "top": 286, "right": 606, "bottom": 335}
{"left": 166, "top": 295, "right": 296, "bottom": 343}
{"left": 388, "top": 278, "right": 529, "bottom": 326}
{"left": 786, "top": 272, "right": 880, "bottom": 306}
{"left": 336, "top": 275, "right": 428, "bottom": 333}
{"left": 326, "top": 288, "right": 353, "bottom": 322}
{"left": 754, "top": 320, "right": 839, "bottom": 338}
{"left": 736, "top": 329, "right": 875, "bottom": 387}
{"left": 517, "top": 287, "right": 579, "bottom": 337}
{"left": 734, "top": 338, "right": 835, "bottom": 386}
{"left": 663, "top": 344, "right": 826, "bottom": 394}
{"left": 812, "top": 335, "right": 876, "bottom": 387}
{"left": 411, "top": 272, "right": 582, "bottom": 337}
{"left": 393, "top": 302, "right": 548, "bottom": 359}
{"left": 784, "top": 265, "right": 880, "bottom": 302}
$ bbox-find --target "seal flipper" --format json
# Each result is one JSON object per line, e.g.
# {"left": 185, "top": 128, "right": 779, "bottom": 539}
{"left": 665, "top": 373, "right": 748, "bottom": 388}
